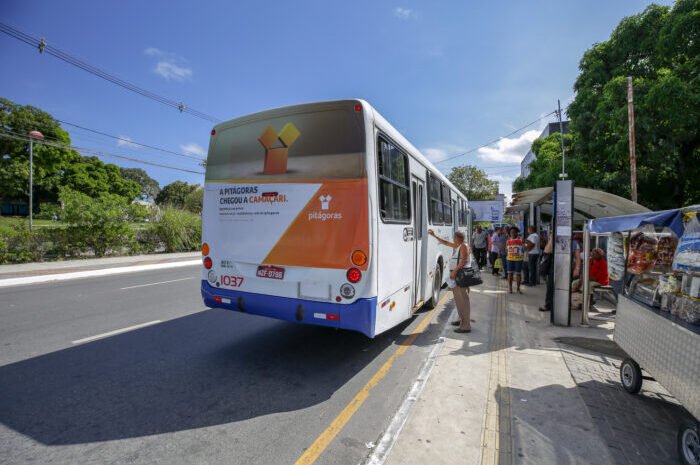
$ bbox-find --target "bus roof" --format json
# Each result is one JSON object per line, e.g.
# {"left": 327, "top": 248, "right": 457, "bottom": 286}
{"left": 211, "top": 99, "right": 468, "bottom": 203}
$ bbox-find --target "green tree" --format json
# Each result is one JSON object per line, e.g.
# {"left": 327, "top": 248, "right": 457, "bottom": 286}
{"left": 184, "top": 187, "right": 203, "bottom": 214}
{"left": 0, "top": 97, "right": 77, "bottom": 205}
{"left": 567, "top": 1, "right": 700, "bottom": 209}
{"left": 447, "top": 164, "right": 499, "bottom": 200}
{"left": 120, "top": 167, "right": 160, "bottom": 201}
{"left": 513, "top": 133, "right": 592, "bottom": 192}
{"left": 0, "top": 97, "right": 141, "bottom": 206}
{"left": 155, "top": 181, "right": 199, "bottom": 209}
{"left": 63, "top": 157, "right": 140, "bottom": 201}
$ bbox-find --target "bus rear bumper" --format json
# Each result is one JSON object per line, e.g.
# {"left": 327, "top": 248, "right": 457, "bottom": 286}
{"left": 201, "top": 281, "right": 376, "bottom": 338}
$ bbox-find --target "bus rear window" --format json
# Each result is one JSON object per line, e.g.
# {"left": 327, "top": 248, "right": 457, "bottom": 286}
{"left": 206, "top": 108, "right": 365, "bottom": 180}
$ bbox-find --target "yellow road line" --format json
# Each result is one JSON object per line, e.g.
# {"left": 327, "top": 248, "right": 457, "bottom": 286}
{"left": 293, "top": 292, "right": 450, "bottom": 465}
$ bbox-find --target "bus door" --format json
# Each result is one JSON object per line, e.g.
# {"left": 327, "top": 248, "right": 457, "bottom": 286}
{"left": 411, "top": 177, "right": 427, "bottom": 307}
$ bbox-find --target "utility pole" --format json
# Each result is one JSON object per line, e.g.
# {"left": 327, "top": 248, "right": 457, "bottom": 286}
{"left": 28, "top": 131, "right": 44, "bottom": 230}
{"left": 558, "top": 99, "right": 567, "bottom": 179}
{"left": 627, "top": 76, "right": 638, "bottom": 203}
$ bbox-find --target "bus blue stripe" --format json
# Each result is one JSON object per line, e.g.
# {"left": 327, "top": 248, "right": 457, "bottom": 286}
{"left": 201, "top": 281, "right": 376, "bottom": 338}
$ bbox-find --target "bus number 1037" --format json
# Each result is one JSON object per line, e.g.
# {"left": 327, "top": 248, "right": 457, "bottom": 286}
{"left": 221, "top": 275, "right": 244, "bottom": 287}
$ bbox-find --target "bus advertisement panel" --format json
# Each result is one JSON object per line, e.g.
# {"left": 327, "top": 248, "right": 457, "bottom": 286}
{"left": 201, "top": 102, "right": 376, "bottom": 336}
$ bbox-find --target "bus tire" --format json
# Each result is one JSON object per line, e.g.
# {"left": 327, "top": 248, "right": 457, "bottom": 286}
{"left": 425, "top": 264, "right": 442, "bottom": 309}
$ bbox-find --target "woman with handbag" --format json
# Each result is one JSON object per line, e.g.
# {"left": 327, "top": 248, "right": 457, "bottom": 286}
{"left": 428, "top": 229, "right": 472, "bottom": 333}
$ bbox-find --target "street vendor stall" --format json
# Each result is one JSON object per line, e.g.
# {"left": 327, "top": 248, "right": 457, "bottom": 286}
{"left": 585, "top": 207, "right": 700, "bottom": 465}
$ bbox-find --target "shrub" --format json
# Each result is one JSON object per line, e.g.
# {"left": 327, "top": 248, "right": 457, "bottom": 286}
{"left": 152, "top": 207, "right": 201, "bottom": 252}
{"left": 0, "top": 219, "right": 47, "bottom": 264}
{"left": 59, "top": 188, "right": 134, "bottom": 257}
{"left": 35, "top": 203, "right": 63, "bottom": 221}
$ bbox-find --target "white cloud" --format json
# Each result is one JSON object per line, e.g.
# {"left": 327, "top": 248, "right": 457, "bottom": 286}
{"left": 179, "top": 143, "right": 206, "bottom": 157}
{"left": 394, "top": 7, "right": 414, "bottom": 19}
{"left": 144, "top": 47, "right": 192, "bottom": 81}
{"left": 144, "top": 47, "right": 164, "bottom": 57}
{"left": 421, "top": 144, "right": 466, "bottom": 163}
{"left": 477, "top": 129, "right": 540, "bottom": 164}
{"left": 117, "top": 136, "right": 138, "bottom": 148}
{"left": 488, "top": 173, "right": 518, "bottom": 200}
{"left": 154, "top": 61, "right": 192, "bottom": 81}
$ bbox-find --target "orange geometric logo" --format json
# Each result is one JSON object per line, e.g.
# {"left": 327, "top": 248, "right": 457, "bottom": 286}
{"left": 258, "top": 123, "right": 300, "bottom": 175}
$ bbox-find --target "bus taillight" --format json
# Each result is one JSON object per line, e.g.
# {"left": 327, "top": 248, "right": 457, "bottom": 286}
{"left": 210, "top": 129, "right": 216, "bottom": 136}
{"left": 347, "top": 267, "right": 361, "bottom": 283}
{"left": 354, "top": 103, "right": 362, "bottom": 112}
{"left": 204, "top": 256, "right": 213, "bottom": 269}
{"left": 202, "top": 243, "right": 210, "bottom": 255}
{"left": 351, "top": 250, "right": 367, "bottom": 266}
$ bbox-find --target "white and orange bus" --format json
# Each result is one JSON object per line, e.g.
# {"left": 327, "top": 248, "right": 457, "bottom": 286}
{"left": 201, "top": 100, "right": 470, "bottom": 337}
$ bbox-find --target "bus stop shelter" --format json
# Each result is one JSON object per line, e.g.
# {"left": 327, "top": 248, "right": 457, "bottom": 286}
{"left": 507, "top": 186, "right": 651, "bottom": 229}
{"left": 507, "top": 186, "right": 651, "bottom": 326}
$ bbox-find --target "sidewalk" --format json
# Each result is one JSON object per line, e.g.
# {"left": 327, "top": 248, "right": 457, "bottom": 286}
{"left": 379, "top": 273, "right": 689, "bottom": 465}
{"left": 0, "top": 252, "right": 200, "bottom": 279}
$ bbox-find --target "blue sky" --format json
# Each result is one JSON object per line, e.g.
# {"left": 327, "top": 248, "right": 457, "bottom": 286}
{"left": 1, "top": 0, "right": 672, "bottom": 197}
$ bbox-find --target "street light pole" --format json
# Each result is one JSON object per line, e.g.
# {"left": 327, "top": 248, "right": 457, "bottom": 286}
{"left": 28, "top": 131, "right": 44, "bottom": 230}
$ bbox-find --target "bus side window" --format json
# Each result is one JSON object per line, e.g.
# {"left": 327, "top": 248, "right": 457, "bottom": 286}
{"left": 377, "top": 137, "right": 411, "bottom": 223}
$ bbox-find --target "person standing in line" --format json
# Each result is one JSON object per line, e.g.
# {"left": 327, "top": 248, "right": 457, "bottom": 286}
{"left": 428, "top": 229, "right": 472, "bottom": 333}
{"left": 498, "top": 228, "right": 508, "bottom": 279}
{"left": 471, "top": 225, "right": 488, "bottom": 271}
{"left": 539, "top": 234, "right": 554, "bottom": 312}
{"left": 489, "top": 227, "right": 501, "bottom": 275}
{"left": 506, "top": 227, "right": 524, "bottom": 293}
{"left": 524, "top": 226, "right": 541, "bottom": 286}
{"left": 487, "top": 228, "right": 494, "bottom": 268}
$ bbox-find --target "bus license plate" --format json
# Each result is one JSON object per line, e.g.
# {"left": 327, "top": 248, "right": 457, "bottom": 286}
{"left": 256, "top": 265, "right": 285, "bottom": 280}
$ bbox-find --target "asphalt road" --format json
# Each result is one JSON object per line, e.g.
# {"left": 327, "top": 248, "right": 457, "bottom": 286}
{"left": 0, "top": 265, "right": 451, "bottom": 465}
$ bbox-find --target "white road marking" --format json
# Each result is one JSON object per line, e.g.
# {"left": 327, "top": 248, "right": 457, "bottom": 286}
{"left": 72, "top": 320, "right": 162, "bottom": 345}
{"left": 120, "top": 277, "right": 195, "bottom": 290}
{"left": 0, "top": 260, "right": 200, "bottom": 288}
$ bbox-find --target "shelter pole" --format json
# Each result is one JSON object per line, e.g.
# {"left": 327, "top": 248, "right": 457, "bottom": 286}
{"left": 627, "top": 77, "right": 638, "bottom": 203}
{"left": 558, "top": 99, "right": 567, "bottom": 179}
{"left": 582, "top": 224, "right": 591, "bottom": 326}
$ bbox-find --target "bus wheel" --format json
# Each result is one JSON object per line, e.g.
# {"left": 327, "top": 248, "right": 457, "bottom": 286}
{"left": 425, "top": 264, "right": 442, "bottom": 309}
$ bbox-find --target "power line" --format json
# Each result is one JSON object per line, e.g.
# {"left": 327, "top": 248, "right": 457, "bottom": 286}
{"left": 0, "top": 130, "right": 205, "bottom": 175}
{"left": 0, "top": 22, "right": 221, "bottom": 123}
{"left": 57, "top": 119, "right": 205, "bottom": 161}
{"left": 434, "top": 111, "right": 557, "bottom": 165}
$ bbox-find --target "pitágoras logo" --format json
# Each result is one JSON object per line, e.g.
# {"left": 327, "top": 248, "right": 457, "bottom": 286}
{"left": 258, "top": 123, "right": 300, "bottom": 175}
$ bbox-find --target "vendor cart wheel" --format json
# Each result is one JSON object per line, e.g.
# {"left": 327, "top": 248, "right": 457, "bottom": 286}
{"left": 678, "top": 421, "right": 700, "bottom": 465}
{"left": 620, "top": 358, "right": 643, "bottom": 394}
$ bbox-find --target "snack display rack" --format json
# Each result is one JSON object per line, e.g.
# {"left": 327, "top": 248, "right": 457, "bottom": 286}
{"left": 584, "top": 207, "right": 700, "bottom": 465}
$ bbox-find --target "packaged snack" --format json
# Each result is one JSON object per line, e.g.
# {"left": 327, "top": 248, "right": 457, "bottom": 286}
{"left": 673, "top": 216, "right": 700, "bottom": 272}
{"left": 607, "top": 232, "right": 626, "bottom": 281}
{"left": 627, "top": 231, "right": 658, "bottom": 274}
{"left": 686, "top": 298, "right": 700, "bottom": 325}
{"left": 653, "top": 236, "right": 677, "bottom": 272}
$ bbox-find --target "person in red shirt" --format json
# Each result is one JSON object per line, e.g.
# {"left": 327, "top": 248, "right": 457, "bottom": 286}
{"left": 572, "top": 247, "right": 609, "bottom": 292}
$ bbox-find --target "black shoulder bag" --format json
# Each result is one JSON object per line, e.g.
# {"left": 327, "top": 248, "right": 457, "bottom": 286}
{"left": 455, "top": 247, "right": 483, "bottom": 288}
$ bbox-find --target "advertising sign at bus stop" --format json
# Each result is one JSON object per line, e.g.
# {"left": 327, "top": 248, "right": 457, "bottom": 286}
{"left": 469, "top": 200, "right": 504, "bottom": 222}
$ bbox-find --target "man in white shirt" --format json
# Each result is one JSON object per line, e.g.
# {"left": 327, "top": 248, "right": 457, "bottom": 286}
{"left": 524, "top": 226, "right": 541, "bottom": 286}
